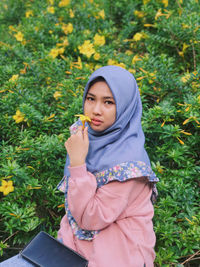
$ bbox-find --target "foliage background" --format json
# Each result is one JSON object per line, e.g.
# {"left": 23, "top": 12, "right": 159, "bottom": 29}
{"left": 0, "top": 0, "right": 199, "bottom": 265}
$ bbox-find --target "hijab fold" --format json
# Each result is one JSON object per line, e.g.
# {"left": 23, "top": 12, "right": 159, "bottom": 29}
{"left": 65, "top": 65, "right": 154, "bottom": 176}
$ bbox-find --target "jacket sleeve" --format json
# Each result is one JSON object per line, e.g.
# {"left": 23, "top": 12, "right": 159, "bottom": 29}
{"left": 67, "top": 164, "right": 146, "bottom": 231}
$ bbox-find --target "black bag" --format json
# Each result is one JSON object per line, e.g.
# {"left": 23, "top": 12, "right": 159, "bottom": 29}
{"left": 20, "top": 231, "right": 88, "bottom": 267}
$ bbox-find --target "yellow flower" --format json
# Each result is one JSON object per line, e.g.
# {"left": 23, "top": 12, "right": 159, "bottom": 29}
{"left": 132, "top": 55, "right": 142, "bottom": 64}
{"left": 69, "top": 9, "right": 74, "bottom": 18}
{"left": 134, "top": 10, "right": 145, "bottom": 18}
{"left": 62, "top": 38, "right": 69, "bottom": 46}
{"left": 116, "top": 63, "right": 126, "bottom": 68}
{"left": 108, "top": 59, "right": 117, "bottom": 65}
{"left": 9, "top": 25, "right": 17, "bottom": 32}
{"left": 20, "top": 62, "right": 29, "bottom": 74}
{"left": 180, "top": 130, "right": 192, "bottom": 135}
{"left": 83, "top": 29, "right": 91, "bottom": 36}
{"left": 0, "top": 180, "right": 14, "bottom": 196}
{"left": 70, "top": 56, "right": 82, "bottom": 69}
{"left": 9, "top": 74, "right": 19, "bottom": 82}
{"left": 99, "top": 10, "right": 105, "bottom": 19}
{"left": 107, "top": 59, "right": 125, "bottom": 69}
{"left": 47, "top": 6, "right": 55, "bottom": 14}
{"left": 177, "top": 137, "right": 184, "bottom": 145}
{"left": 62, "top": 23, "right": 73, "bottom": 34}
{"left": 162, "top": 0, "right": 168, "bottom": 7}
{"left": 78, "top": 40, "right": 95, "bottom": 58}
{"left": 143, "top": 0, "right": 150, "bottom": 4}
{"left": 94, "top": 52, "right": 100, "bottom": 60}
{"left": 133, "top": 33, "right": 143, "bottom": 41}
{"left": 179, "top": 43, "right": 190, "bottom": 57}
{"left": 58, "top": 47, "right": 65, "bottom": 54}
{"left": 125, "top": 50, "right": 133, "bottom": 55}
{"left": 13, "top": 110, "right": 25, "bottom": 123}
{"left": 94, "top": 34, "right": 105, "bottom": 46}
{"left": 75, "top": 114, "right": 91, "bottom": 129}
{"left": 144, "top": 24, "right": 155, "bottom": 27}
{"left": 182, "top": 23, "right": 190, "bottom": 29}
{"left": 49, "top": 47, "right": 64, "bottom": 58}
{"left": 25, "top": 10, "right": 33, "bottom": 18}
{"left": 128, "top": 69, "right": 136, "bottom": 74}
{"left": 181, "top": 74, "right": 190, "bottom": 83}
{"left": 53, "top": 91, "right": 62, "bottom": 100}
{"left": 49, "top": 48, "right": 59, "bottom": 58}
{"left": 155, "top": 9, "right": 163, "bottom": 20}
{"left": 155, "top": 9, "right": 171, "bottom": 20}
{"left": 14, "top": 31, "right": 24, "bottom": 42}
{"left": 59, "top": 0, "right": 70, "bottom": 7}
{"left": 44, "top": 113, "right": 56, "bottom": 122}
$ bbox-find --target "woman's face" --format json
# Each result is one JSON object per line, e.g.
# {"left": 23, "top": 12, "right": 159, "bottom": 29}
{"left": 84, "top": 81, "right": 116, "bottom": 132}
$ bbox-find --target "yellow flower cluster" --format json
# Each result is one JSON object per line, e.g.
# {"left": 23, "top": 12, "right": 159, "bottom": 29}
{"left": 132, "top": 55, "right": 142, "bottom": 64}
{"left": 47, "top": 6, "right": 55, "bottom": 14}
{"left": 94, "top": 34, "right": 105, "bottom": 46}
{"left": 78, "top": 40, "right": 95, "bottom": 58}
{"left": 59, "top": 0, "right": 70, "bottom": 7}
{"left": 53, "top": 91, "right": 62, "bottom": 100}
{"left": 9, "top": 74, "right": 19, "bottom": 82}
{"left": 0, "top": 180, "right": 14, "bottom": 196}
{"left": 70, "top": 57, "right": 83, "bottom": 70}
{"left": 78, "top": 34, "right": 105, "bottom": 58}
{"left": 133, "top": 32, "right": 146, "bottom": 41}
{"left": 14, "top": 31, "right": 24, "bottom": 42}
{"left": 25, "top": 10, "right": 34, "bottom": 18}
{"left": 98, "top": 10, "right": 105, "bottom": 19}
{"left": 69, "top": 9, "right": 74, "bottom": 18}
{"left": 162, "top": 0, "right": 168, "bottom": 7}
{"left": 62, "top": 23, "right": 73, "bottom": 34}
{"left": 107, "top": 59, "right": 125, "bottom": 69}
{"left": 134, "top": 10, "right": 145, "bottom": 18}
{"left": 13, "top": 110, "right": 26, "bottom": 123}
{"left": 181, "top": 73, "right": 190, "bottom": 83}
{"left": 155, "top": 9, "right": 171, "bottom": 20}
{"left": 49, "top": 47, "right": 65, "bottom": 58}
{"left": 94, "top": 53, "right": 100, "bottom": 60}
{"left": 178, "top": 43, "right": 190, "bottom": 57}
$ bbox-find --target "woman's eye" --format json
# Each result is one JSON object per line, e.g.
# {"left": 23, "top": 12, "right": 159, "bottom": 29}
{"left": 87, "top": 97, "right": 94, "bottom": 101}
{"left": 105, "top": 101, "right": 114, "bottom": 105}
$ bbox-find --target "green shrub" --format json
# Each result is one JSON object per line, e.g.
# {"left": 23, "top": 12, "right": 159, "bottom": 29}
{"left": 0, "top": 0, "right": 199, "bottom": 265}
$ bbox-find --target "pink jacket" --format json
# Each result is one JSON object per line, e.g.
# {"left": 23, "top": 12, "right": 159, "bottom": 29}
{"left": 57, "top": 164, "right": 156, "bottom": 267}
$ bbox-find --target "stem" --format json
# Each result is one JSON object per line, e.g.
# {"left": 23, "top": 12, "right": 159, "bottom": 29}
{"left": 181, "top": 249, "right": 200, "bottom": 265}
{"left": 191, "top": 41, "right": 196, "bottom": 71}
{"left": 3, "top": 231, "right": 19, "bottom": 244}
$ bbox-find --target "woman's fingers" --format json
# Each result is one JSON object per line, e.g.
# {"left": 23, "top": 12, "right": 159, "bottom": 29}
{"left": 83, "top": 127, "right": 89, "bottom": 142}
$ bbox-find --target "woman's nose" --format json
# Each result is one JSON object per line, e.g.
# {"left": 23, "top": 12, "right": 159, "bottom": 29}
{"left": 93, "top": 102, "right": 102, "bottom": 114}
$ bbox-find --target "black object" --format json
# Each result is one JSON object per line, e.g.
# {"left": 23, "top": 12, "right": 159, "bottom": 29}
{"left": 20, "top": 231, "right": 88, "bottom": 267}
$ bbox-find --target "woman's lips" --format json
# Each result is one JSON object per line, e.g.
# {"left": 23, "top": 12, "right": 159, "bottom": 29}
{"left": 91, "top": 119, "right": 102, "bottom": 126}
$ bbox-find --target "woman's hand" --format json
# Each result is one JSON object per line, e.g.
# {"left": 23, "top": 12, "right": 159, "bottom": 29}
{"left": 65, "top": 126, "right": 89, "bottom": 167}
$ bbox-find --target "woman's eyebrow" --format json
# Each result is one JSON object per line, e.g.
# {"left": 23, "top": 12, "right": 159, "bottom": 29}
{"left": 87, "top": 92, "right": 95, "bottom": 97}
{"left": 104, "top": 96, "right": 114, "bottom": 100}
{"left": 87, "top": 92, "right": 115, "bottom": 100}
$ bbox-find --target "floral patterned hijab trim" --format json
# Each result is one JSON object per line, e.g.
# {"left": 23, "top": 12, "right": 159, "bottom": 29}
{"left": 57, "top": 158, "right": 159, "bottom": 241}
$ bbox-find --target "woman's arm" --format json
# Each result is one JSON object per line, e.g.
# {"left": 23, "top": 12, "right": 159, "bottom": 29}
{"left": 68, "top": 164, "right": 147, "bottom": 231}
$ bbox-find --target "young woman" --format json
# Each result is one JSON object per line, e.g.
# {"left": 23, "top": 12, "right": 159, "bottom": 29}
{"left": 57, "top": 65, "right": 159, "bottom": 267}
